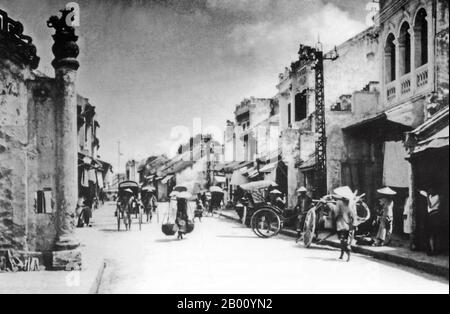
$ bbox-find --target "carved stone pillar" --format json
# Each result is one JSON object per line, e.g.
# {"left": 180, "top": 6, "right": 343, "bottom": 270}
{"left": 47, "top": 9, "right": 81, "bottom": 268}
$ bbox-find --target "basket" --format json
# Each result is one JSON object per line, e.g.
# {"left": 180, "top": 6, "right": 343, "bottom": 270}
{"left": 162, "top": 223, "right": 178, "bottom": 236}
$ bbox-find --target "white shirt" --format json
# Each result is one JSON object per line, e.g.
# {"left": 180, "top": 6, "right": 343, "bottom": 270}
{"left": 427, "top": 194, "right": 440, "bottom": 213}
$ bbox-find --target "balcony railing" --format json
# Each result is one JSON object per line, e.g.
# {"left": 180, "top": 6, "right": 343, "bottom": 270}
{"left": 416, "top": 64, "right": 429, "bottom": 90}
{"left": 400, "top": 74, "right": 412, "bottom": 96}
{"left": 384, "top": 64, "right": 430, "bottom": 104}
{"left": 386, "top": 81, "right": 396, "bottom": 102}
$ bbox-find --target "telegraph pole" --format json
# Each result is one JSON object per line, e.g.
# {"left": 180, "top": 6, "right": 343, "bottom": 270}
{"left": 312, "top": 43, "right": 338, "bottom": 197}
{"left": 297, "top": 42, "right": 338, "bottom": 197}
{"left": 117, "top": 141, "right": 122, "bottom": 184}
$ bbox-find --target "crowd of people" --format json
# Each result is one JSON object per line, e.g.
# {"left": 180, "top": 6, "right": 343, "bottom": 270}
{"left": 232, "top": 182, "right": 446, "bottom": 260}
{"left": 91, "top": 181, "right": 445, "bottom": 257}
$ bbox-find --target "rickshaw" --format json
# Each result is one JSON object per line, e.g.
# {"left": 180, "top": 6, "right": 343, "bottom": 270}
{"left": 141, "top": 185, "right": 158, "bottom": 223}
{"left": 209, "top": 186, "right": 225, "bottom": 216}
{"left": 301, "top": 188, "right": 371, "bottom": 248}
{"left": 236, "top": 181, "right": 286, "bottom": 238}
{"left": 116, "top": 181, "right": 144, "bottom": 231}
{"left": 242, "top": 181, "right": 371, "bottom": 244}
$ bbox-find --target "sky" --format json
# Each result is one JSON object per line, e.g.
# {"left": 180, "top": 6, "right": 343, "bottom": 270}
{"left": 0, "top": 0, "right": 370, "bottom": 173}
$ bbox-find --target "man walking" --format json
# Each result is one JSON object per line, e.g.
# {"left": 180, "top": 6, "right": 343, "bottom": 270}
{"left": 295, "top": 187, "right": 312, "bottom": 242}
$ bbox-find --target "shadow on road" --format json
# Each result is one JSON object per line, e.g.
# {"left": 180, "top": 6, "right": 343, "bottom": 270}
{"left": 98, "top": 229, "right": 126, "bottom": 233}
{"left": 216, "top": 235, "right": 258, "bottom": 239}
{"left": 295, "top": 245, "right": 337, "bottom": 253}
{"left": 303, "top": 256, "right": 343, "bottom": 263}
{"left": 154, "top": 238, "right": 179, "bottom": 243}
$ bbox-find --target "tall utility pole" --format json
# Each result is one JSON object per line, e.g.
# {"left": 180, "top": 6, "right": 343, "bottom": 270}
{"left": 313, "top": 49, "right": 327, "bottom": 197}
{"left": 312, "top": 44, "right": 338, "bottom": 196}
{"left": 297, "top": 43, "right": 338, "bottom": 197}
{"left": 117, "top": 141, "right": 122, "bottom": 184}
{"left": 203, "top": 135, "right": 212, "bottom": 188}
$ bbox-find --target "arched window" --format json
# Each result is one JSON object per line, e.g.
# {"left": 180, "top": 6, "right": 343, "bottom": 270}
{"left": 414, "top": 9, "right": 428, "bottom": 68}
{"left": 385, "top": 34, "right": 396, "bottom": 82}
{"left": 399, "top": 22, "right": 411, "bottom": 76}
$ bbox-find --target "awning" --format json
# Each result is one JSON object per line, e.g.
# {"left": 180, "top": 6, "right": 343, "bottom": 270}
{"left": 242, "top": 166, "right": 258, "bottom": 176}
{"left": 230, "top": 170, "right": 249, "bottom": 185}
{"left": 298, "top": 155, "right": 316, "bottom": 171}
{"left": 161, "top": 175, "right": 174, "bottom": 184}
{"left": 408, "top": 107, "right": 449, "bottom": 156}
{"left": 258, "top": 148, "right": 282, "bottom": 163}
{"left": 233, "top": 161, "right": 253, "bottom": 171}
{"left": 411, "top": 125, "right": 449, "bottom": 155}
{"left": 343, "top": 102, "right": 417, "bottom": 137}
{"left": 248, "top": 169, "right": 260, "bottom": 178}
{"left": 214, "top": 176, "right": 226, "bottom": 184}
{"left": 259, "top": 161, "right": 278, "bottom": 173}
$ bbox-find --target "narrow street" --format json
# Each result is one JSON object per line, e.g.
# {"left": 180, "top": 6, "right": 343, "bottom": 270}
{"left": 83, "top": 203, "right": 448, "bottom": 294}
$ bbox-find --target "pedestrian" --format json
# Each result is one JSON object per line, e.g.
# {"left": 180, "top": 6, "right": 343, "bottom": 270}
{"left": 124, "top": 189, "right": 136, "bottom": 230}
{"left": 295, "top": 187, "right": 312, "bottom": 241}
{"left": 334, "top": 186, "right": 358, "bottom": 262}
{"left": 420, "top": 187, "right": 442, "bottom": 255}
{"left": 194, "top": 193, "right": 204, "bottom": 222}
{"left": 150, "top": 191, "right": 158, "bottom": 219}
{"left": 403, "top": 196, "right": 413, "bottom": 236}
{"left": 176, "top": 197, "right": 189, "bottom": 239}
{"left": 76, "top": 197, "right": 87, "bottom": 228}
{"left": 205, "top": 191, "right": 212, "bottom": 216}
{"left": 143, "top": 191, "right": 154, "bottom": 222}
{"left": 374, "top": 187, "right": 396, "bottom": 247}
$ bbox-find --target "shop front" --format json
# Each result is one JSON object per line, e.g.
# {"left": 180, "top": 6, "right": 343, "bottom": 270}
{"left": 406, "top": 107, "right": 449, "bottom": 253}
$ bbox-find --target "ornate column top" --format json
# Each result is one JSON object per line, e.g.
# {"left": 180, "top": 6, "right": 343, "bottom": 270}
{"left": 0, "top": 9, "right": 40, "bottom": 69}
{"left": 47, "top": 9, "right": 79, "bottom": 70}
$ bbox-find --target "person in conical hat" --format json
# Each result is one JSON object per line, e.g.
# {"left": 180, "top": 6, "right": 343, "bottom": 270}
{"left": 294, "top": 186, "right": 312, "bottom": 242}
{"left": 377, "top": 187, "right": 397, "bottom": 196}
{"left": 334, "top": 186, "right": 356, "bottom": 200}
{"left": 374, "top": 187, "right": 396, "bottom": 246}
{"left": 334, "top": 186, "right": 357, "bottom": 262}
{"left": 297, "top": 186, "right": 308, "bottom": 193}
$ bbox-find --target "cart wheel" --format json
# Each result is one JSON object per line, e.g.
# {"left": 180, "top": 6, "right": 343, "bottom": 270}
{"left": 303, "top": 209, "right": 316, "bottom": 248}
{"left": 251, "top": 208, "right": 281, "bottom": 238}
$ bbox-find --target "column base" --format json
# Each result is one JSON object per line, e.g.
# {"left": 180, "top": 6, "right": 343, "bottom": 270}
{"left": 55, "top": 235, "right": 80, "bottom": 251}
{"left": 51, "top": 249, "right": 82, "bottom": 271}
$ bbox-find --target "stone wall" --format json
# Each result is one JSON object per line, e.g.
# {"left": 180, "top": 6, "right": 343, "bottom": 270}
{"left": 326, "top": 112, "right": 353, "bottom": 191}
{"left": 323, "top": 27, "right": 381, "bottom": 193}
{"left": 27, "top": 75, "right": 58, "bottom": 252}
{"left": 0, "top": 59, "right": 32, "bottom": 251}
{"left": 0, "top": 61, "right": 61, "bottom": 253}
{"left": 324, "top": 27, "right": 380, "bottom": 111}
